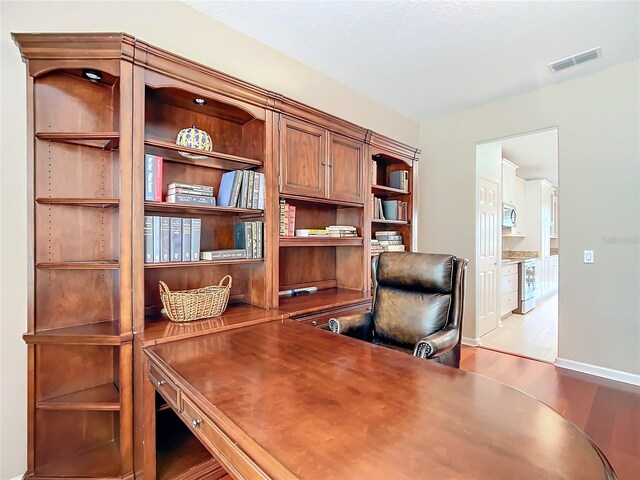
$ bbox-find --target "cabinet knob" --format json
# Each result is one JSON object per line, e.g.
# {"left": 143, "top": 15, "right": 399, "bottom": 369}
{"left": 156, "top": 380, "right": 166, "bottom": 388}
{"left": 192, "top": 418, "right": 202, "bottom": 428}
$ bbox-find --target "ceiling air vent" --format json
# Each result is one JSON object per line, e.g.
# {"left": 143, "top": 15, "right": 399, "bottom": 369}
{"left": 548, "top": 47, "right": 602, "bottom": 72}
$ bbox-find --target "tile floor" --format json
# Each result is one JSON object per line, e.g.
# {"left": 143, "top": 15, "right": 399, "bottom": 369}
{"left": 479, "top": 292, "right": 558, "bottom": 362}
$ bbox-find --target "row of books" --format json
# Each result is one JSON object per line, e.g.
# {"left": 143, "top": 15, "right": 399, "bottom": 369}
{"left": 144, "top": 216, "right": 201, "bottom": 263}
{"left": 370, "top": 161, "right": 409, "bottom": 192}
{"left": 375, "top": 230, "right": 406, "bottom": 252}
{"left": 218, "top": 170, "right": 265, "bottom": 209}
{"left": 295, "top": 226, "right": 358, "bottom": 237}
{"left": 372, "top": 196, "right": 409, "bottom": 221}
{"left": 166, "top": 182, "right": 216, "bottom": 206}
{"left": 233, "top": 221, "right": 264, "bottom": 259}
{"left": 279, "top": 199, "right": 296, "bottom": 237}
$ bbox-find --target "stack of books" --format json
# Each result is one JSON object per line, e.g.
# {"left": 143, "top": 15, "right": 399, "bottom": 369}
{"left": 389, "top": 170, "right": 409, "bottom": 191}
{"left": 144, "top": 216, "right": 201, "bottom": 263}
{"left": 294, "top": 229, "right": 330, "bottom": 237}
{"left": 370, "top": 239, "right": 384, "bottom": 256}
{"left": 375, "top": 231, "right": 405, "bottom": 252}
{"left": 166, "top": 182, "right": 216, "bottom": 206}
{"left": 233, "top": 221, "right": 264, "bottom": 258}
{"left": 218, "top": 170, "right": 265, "bottom": 210}
{"left": 279, "top": 199, "right": 296, "bottom": 237}
{"left": 327, "top": 226, "right": 358, "bottom": 237}
{"left": 145, "top": 154, "right": 163, "bottom": 202}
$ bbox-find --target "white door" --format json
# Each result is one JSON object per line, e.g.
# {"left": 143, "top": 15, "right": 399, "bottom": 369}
{"left": 478, "top": 176, "right": 500, "bottom": 337}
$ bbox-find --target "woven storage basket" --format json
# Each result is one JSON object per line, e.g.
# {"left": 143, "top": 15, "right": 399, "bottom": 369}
{"left": 159, "top": 276, "right": 232, "bottom": 322}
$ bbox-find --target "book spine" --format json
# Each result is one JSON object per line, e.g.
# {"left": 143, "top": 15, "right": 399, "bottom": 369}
{"left": 168, "top": 182, "right": 214, "bottom": 193}
{"left": 170, "top": 217, "right": 182, "bottom": 262}
{"left": 160, "top": 217, "right": 170, "bottom": 263}
{"left": 181, "top": 218, "right": 191, "bottom": 261}
{"left": 154, "top": 156, "right": 163, "bottom": 201}
{"left": 145, "top": 154, "right": 155, "bottom": 201}
{"left": 166, "top": 194, "right": 217, "bottom": 206}
{"left": 288, "top": 205, "right": 296, "bottom": 236}
{"left": 258, "top": 173, "right": 266, "bottom": 210}
{"left": 245, "top": 222, "right": 253, "bottom": 259}
{"left": 239, "top": 171, "right": 249, "bottom": 208}
{"left": 251, "top": 221, "right": 258, "bottom": 259}
{"left": 257, "top": 221, "right": 263, "bottom": 258}
{"left": 371, "top": 159, "right": 377, "bottom": 185}
{"left": 247, "top": 171, "right": 255, "bottom": 209}
{"left": 143, "top": 215, "right": 153, "bottom": 263}
{"left": 166, "top": 188, "right": 213, "bottom": 197}
{"left": 202, "top": 250, "right": 247, "bottom": 260}
{"left": 279, "top": 199, "right": 286, "bottom": 236}
{"left": 230, "top": 171, "right": 242, "bottom": 207}
{"left": 152, "top": 216, "right": 161, "bottom": 262}
{"left": 252, "top": 172, "right": 260, "bottom": 210}
{"left": 191, "top": 218, "right": 201, "bottom": 262}
{"left": 403, "top": 170, "right": 409, "bottom": 191}
{"left": 217, "top": 171, "right": 234, "bottom": 207}
{"left": 233, "top": 222, "right": 246, "bottom": 251}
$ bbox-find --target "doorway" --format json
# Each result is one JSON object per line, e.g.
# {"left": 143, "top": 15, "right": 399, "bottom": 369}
{"left": 475, "top": 128, "right": 559, "bottom": 363}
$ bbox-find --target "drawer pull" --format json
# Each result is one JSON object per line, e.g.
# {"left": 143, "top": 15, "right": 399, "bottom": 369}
{"left": 156, "top": 379, "right": 166, "bottom": 388}
{"left": 192, "top": 418, "right": 202, "bottom": 429}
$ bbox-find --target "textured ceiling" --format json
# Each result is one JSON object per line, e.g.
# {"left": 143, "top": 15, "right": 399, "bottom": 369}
{"left": 184, "top": 0, "right": 640, "bottom": 122}
{"left": 502, "top": 129, "right": 558, "bottom": 187}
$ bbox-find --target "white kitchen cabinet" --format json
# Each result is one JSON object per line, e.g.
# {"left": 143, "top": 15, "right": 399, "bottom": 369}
{"left": 525, "top": 179, "right": 554, "bottom": 258}
{"left": 513, "top": 177, "right": 526, "bottom": 236}
{"left": 500, "top": 262, "right": 519, "bottom": 316}
{"left": 502, "top": 159, "right": 518, "bottom": 206}
{"left": 535, "top": 255, "right": 558, "bottom": 299}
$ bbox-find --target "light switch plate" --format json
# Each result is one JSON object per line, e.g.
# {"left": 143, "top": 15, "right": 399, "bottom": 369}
{"left": 584, "top": 250, "right": 594, "bottom": 264}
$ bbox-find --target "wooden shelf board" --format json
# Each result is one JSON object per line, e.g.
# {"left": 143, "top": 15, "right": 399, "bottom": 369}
{"left": 278, "top": 287, "right": 371, "bottom": 317}
{"left": 145, "top": 258, "right": 263, "bottom": 269}
{"left": 145, "top": 201, "right": 262, "bottom": 217}
{"left": 34, "top": 439, "right": 121, "bottom": 478}
{"left": 36, "top": 198, "right": 119, "bottom": 208}
{"left": 23, "top": 321, "right": 127, "bottom": 345}
{"left": 37, "top": 383, "right": 120, "bottom": 411}
{"left": 36, "top": 132, "right": 119, "bottom": 150}
{"left": 372, "top": 219, "right": 410, "bottom": 225}
{"left": 279, "top": 236, "right": 363, "bottom": 247}
{"left": 372, "top": 152, "right": 412, "bottom": 166}
{"left": 279, "top": 193, "right": 364, "bottom": 208}
{"left": 145, "top": 138, "right": 261, "bottom": 171}
{"left": 139, "top": 303, "right": 286, "bottom": 347}
{"left": 371, "top": 185, "right": 409, "bottom": 196}
{"left": 36, "top": 260, "right": 119, "bottom": 270}
{"left": 157, "top": 409, "right": 222, "bottom": 480}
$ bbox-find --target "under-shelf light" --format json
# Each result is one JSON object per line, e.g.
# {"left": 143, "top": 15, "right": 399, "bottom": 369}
{"left": 193, "top": 98, "right": 207, "bottom": 106}
{"left": 82, "top": 69, "right": 102, "bottom": 82}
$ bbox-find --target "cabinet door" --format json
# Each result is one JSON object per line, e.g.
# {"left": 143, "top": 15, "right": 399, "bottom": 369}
{"left": 280, "top": 117, "right": 326, "bottom": 198}
{"left": 514, "top": 177, "right": 526, "bottom": 236}
{"left": 502, "top": 161, "right": 517, "bottom": 205}
{"left": 327, "top": 133, "right": 364, "bottom": 204}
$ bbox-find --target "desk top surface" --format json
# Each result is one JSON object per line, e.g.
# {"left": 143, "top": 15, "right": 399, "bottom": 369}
{"left": 147, "top": 320, "right": 614, "bottom": 480}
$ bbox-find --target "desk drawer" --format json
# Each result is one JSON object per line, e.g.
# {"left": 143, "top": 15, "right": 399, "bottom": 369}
{"left": 149, "top": 362, "right": 180, "bottom": 409}
{"left": 295, "top": 303, "right": 371, "bottom": 328}
{"left": 181, "top": 395, "right": 270, "bottom": 480}
{"left": 501, "top": 273, "right": 518, "bottom": 295}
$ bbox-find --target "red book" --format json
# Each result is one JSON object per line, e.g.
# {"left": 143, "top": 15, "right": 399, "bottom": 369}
{"left": 154, "top": 155, "right": 163, "bottom": 202}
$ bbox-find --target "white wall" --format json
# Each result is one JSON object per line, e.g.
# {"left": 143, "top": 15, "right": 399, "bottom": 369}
{"left": 419, "top": 59, "right": 640, "bottom": 376}
{"left": 0, "top": 1, "right": 418, "bottom": 477}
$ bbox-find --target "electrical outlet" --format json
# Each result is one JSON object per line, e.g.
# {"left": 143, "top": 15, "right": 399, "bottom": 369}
{"left": 584, "top": 250, "right": 594, "bottom": 264}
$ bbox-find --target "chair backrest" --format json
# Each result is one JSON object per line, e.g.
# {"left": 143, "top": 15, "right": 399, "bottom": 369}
{"left": 371, "top": 252, "right": 466, "bottom": 349}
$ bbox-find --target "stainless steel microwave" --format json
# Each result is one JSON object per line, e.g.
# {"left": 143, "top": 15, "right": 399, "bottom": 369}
{"left": 503, "top": 206, "right": 517, "bottom": 228}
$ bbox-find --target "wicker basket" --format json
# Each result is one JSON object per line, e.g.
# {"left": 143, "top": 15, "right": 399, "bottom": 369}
{"left": 159, "top": 276, "right": 232, "bottom": 322}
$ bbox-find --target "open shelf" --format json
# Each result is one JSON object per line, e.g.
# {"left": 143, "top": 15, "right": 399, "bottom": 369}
{"left": 145, "top": 201, "right": 262, "bottom": 217}
{"left": 156, "top": 408, "right": 221, "bottom": 480}
{"left": 145, "top": 258, "right": 263, "bottom": 269}
{"left": 36, "top": 198, "right": 119, "bottom": 208}
{"left": 34, "top": 439, "right": 121, "bottom": 478}
{"left": 372, "top": 219, "right": 410, "bottom": 225}
{"left": 279, "top": 236, "right": 363, "bottom": 247}
{"left": 24, "top": 321, "right": 125, "bottom": 345}
{"left": 145, "top": 138, "right": 261, "bottom": 171}
{"left": 280, "top": 192, "right": 363, "bottom": 208}
{"left": 37, "top": 383, "right": 120, "bottom": 411}
{"left": 36, "top": 132, "right": 119, "bottom": 150}
{"left": 278, "top": 288, "right": 371, "bottom": 317}
{"left": 36, "top": 261, "right": 119, "bottom": 270}
{"left": 372, "top": 185, "right": 409, "bottom": 196}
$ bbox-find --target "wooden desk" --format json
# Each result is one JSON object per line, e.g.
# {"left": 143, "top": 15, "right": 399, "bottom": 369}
{"left": 145, "top": 320, "right": 615, "bottom": 479}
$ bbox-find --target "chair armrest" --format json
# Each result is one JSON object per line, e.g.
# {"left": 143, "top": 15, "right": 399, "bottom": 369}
{"left": 413, "top": 326, "right": 460, "bottom": 359}
{"left": 328, "top": 313, "right": 373, "bottom": 341}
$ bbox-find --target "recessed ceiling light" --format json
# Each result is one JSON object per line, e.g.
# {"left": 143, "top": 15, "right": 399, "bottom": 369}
{"left": 193, "top": 98, "right": 207, "bottom": 105}
{"left": 82, "top": 69, "right": 102, "bottom": 82}
{"left": 548, "top": 47, "right": 602, "bottom": 72}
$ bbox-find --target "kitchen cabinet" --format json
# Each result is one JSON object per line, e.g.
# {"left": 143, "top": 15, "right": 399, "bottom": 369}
{"left": 502, "top": 159, "right": 518, "bottom": 205}
{"left": 280, "top": 116, "right": 364, "bottom": 205}
{"left": 535, "top": 255, "right": 558, "bottom": 299}
{"left": 525, "top": 179, "right": 554, "bottom": 257}
{"left": 500, "top": 262, "right": 519, "bottom": 316}
{"left": 512, "top": 176, "right": 526, "bottom": 236}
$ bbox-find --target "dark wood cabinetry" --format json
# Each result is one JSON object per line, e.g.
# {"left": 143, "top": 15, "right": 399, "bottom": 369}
{"left": 14, "top": 32, "right": 419, "bottom": 480}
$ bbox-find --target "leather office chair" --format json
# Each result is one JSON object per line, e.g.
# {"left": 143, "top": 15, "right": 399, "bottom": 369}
{"left": 328, "top": 252, "right": 468, "bottom": 368}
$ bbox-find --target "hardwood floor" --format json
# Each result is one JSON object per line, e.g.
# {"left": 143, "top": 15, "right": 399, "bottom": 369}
{"left": 480, "top": 293, "right": 557, "bottom": 362}
{"left": 461, "top": 346, "right": 640, "bottom": 480}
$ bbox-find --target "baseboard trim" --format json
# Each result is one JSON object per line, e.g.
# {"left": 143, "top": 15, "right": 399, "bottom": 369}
{"left": 555, "top": 357, "right": 640, "bottom": 386}
{"left": 462, "top": 336, "right": 479, "bottom": 346}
